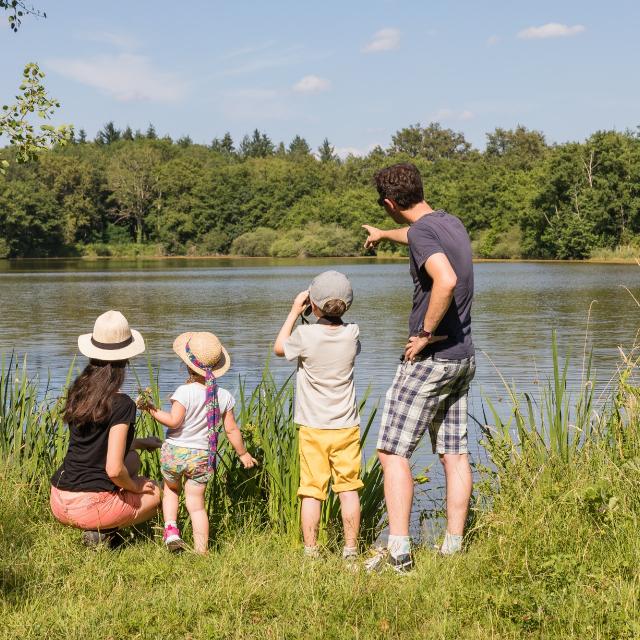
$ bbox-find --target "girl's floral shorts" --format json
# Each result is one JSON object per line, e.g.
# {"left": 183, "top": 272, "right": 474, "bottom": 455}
{"left": 160, "top": 442, "right": 211, "bottom": 485}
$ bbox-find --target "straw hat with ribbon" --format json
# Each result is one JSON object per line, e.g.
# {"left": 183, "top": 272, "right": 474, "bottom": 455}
{"left": 173, "top": 332, "right": 231, "bottom": 471}
{"left": 78, "top": 310, "right": 145, "bottom": 361}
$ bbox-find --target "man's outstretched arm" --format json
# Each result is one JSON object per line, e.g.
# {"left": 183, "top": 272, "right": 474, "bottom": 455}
{"left": 362, "top": 224, "right": 409, "bottom": 249}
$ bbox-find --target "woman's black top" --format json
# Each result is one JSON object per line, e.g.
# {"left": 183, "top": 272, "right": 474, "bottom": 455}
{"left": 51, "top": 393, "right": 137, "bottom": 493}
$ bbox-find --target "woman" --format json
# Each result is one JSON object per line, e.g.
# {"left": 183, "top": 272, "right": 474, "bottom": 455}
{"left": 50, "top": 310, "right": 162, "bottom": 547}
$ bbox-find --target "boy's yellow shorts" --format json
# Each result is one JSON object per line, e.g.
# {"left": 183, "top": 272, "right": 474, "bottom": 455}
{"left": 298, "top": 425, "right": 364, "bottom": 501}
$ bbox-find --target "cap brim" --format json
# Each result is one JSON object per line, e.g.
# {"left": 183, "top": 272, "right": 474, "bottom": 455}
{"left": 172, "top": 332, "right": 231, "bottom": 378}
{"left": 78, "top": 329, "right": 145, "bottom": 362}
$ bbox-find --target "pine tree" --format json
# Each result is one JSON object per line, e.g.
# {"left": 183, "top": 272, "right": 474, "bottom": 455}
{"left": 77, "top": 129, "right": 87, "bottom": 144}
{"left": 146, "top": 123, "right": 157, "bottom": 140}
{"left": 96, "top": 121, "right": 121, "bottom": 145}
{"left": 122, "top": 126, "right": 134, "bottom": 141}
{"left": 211, "top": 132, "right": 235, "bottom": 155}
{"left": 239, "top": 129, "right": 275, "bottom": 158}
{"left": 288, "top": 135, "right": 311, "bottom": 157}
{"left": 317, "top": 138, "right": 337, "bottom": 163}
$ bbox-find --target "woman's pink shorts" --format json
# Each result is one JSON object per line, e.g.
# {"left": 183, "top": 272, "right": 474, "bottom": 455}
{"left": 50, "top": 485, "right": 145, "bottom": 530}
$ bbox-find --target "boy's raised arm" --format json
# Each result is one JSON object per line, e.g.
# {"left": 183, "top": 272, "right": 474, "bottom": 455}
{"left": 274, "top": 290, "right": 309, "bottom": 357}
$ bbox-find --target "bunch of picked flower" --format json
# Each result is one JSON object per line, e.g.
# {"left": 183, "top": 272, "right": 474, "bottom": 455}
{"left": 135, "top": 386, "right": 155, "bottom": 410}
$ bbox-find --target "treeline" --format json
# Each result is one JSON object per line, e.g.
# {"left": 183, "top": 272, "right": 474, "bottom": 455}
{"left": 1, "top": 122, "right": 639, "bottom": 259}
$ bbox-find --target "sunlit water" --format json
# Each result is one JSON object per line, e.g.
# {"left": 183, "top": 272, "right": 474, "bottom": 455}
{"left": 1, "top": 258, "right": 638, "bottom": 533}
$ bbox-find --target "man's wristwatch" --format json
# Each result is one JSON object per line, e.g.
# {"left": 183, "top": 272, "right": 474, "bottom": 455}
{"left": 417, "top": 329, "right": 432, "bottom": 340}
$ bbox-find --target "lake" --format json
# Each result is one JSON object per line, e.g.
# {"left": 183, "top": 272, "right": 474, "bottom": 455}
{"left": 1, "top": 258, "right": 638, "bottom": 529}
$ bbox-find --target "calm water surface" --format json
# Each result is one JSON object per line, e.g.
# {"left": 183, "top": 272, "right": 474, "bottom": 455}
{"left": 1, "top": 258, "right": 638, "bottom": 527}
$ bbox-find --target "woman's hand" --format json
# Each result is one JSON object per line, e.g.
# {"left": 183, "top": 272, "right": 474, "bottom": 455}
{"left": 239, "top": 452, "right": 258, "bottom": 469}
{"left": 291, "top": 290, "right": 310, "bottom": 316}
{"left": 134, "top": 436, "right": 163, "bottom": 451}
{"left": 134, "top": 477, "right": 159, "bottom": 495}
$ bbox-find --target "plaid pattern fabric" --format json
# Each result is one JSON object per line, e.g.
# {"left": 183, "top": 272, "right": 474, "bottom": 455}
{"left": 377, "top": 355, "right": 476, "bottom": 457}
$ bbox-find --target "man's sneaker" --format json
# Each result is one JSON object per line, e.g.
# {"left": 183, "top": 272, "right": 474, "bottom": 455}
{"left": 303, "top": 545, "right": 320, "bottom": 559}
{"left": 364, "top": 547, "right": 388, "bottom": 573}
{"left": 81, "top": 529, "right": 116, "bottom": 549}
{"left": 163, "top": 524, "right": 185, "bottom": 553}
{"left": 364, "top": 547, "right": 414, "bottom": 574}
{"left": 387, "top": 552, "right": 414, "bottom": 573}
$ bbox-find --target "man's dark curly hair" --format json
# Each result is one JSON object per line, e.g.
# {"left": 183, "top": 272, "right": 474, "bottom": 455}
{"left": 373, "top": 162, "right": 424, "bottom": 210}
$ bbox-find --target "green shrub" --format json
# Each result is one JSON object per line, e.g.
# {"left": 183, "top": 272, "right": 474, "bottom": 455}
{"left": 230, "top": 227, "right": 278, "bottom": 256}
{"left": 270, "top": 224, "right": 361, "bottom": 258}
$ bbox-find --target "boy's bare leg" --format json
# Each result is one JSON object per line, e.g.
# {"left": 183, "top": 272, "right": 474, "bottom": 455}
{"left": 338, "top": 490, "right": 360, "bottom": 548}
{"left": 300, "top": 497, "right": 321, "bottom": 547}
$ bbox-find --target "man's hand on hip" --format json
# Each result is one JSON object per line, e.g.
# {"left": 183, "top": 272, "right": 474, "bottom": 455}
{"left": 404, "top": 334, "right": 447, "bottom": 362}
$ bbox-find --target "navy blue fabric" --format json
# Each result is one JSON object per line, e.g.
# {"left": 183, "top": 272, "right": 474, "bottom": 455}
{"left": 407, "top": 210, "right": 474, "bottom": 360}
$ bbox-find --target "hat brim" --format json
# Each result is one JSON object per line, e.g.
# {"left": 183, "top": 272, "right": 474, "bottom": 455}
{"left": 78, "top": 329, "right": 146, "bottom": 362}
{"left": 172, "top": 332, "right": 231, "bottom": 378}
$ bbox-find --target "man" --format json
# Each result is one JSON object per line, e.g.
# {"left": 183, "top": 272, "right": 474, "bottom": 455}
{"left": 363, "top": 162, "right": 475, "bottom": 573}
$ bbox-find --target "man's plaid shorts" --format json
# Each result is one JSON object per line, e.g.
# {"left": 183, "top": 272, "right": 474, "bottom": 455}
{"left": 377, "top": 355, "right": 476, "bottom": 457}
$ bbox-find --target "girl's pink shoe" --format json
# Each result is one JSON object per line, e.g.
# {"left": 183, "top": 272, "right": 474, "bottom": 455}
{"left": 163, "top": 524, "right": 185, "bottom": 552}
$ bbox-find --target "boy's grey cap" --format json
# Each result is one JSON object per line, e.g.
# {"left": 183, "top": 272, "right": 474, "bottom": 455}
{"left": 309, "top": 270, "right": 353, "bottom": 311}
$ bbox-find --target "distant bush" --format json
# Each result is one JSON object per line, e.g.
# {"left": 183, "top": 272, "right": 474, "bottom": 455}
{"left": 474, "top": 227, "right": 522, "bottom": 259}
{"left": 230, "top": 227, "right": 278, "bottom": 256}
{"left": 195, "top": 229, "right": 232, "bottom": 255}
{"left": 271, "top": 224, "right": 362, "bottom": 258}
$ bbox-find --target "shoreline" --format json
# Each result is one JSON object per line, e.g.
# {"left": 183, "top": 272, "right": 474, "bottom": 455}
{"left": 1, "top": 254, "right": 639, "bottom": 265}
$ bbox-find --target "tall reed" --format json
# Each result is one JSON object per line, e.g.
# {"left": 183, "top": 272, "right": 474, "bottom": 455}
{"left": 0, "top": 357, "right": 387, "bottom": 546}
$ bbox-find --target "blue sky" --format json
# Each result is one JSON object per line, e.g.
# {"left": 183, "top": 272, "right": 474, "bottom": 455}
{"left": 2, "top": 0, "right": 638, "bottom": 155}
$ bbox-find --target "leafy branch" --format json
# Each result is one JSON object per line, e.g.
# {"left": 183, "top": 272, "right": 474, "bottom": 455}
{"left": 0, "top": 63, "right": 73, "bottom": 174}
{"left": 0, "top": 0, "right": 45, "bottom": 32}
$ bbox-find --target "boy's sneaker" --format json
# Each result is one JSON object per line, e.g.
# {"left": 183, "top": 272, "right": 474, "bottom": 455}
{"left": 163, "top": 524, "right": 185, "bottom": 553}
{"left": 364, "top": 547, "right": 415, "bottom": 574}
{"left": 342, "top": 547, "right": 359, "bottom": 571}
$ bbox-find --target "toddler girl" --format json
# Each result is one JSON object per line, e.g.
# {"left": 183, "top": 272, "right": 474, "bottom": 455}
{"left": 141, "top": 331, "right": 257, "bottom": 554}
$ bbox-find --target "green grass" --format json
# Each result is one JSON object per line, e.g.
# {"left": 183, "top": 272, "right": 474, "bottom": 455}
{"left": 2, "top": 336, "right": 640, "bottom": 638}
{"left": 589, "top": 245, "right": 640, "bottom": 262}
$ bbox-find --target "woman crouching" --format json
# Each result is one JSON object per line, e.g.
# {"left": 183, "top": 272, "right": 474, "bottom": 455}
{"left": 50, "top": 310, "right": 162, "bottom": 547}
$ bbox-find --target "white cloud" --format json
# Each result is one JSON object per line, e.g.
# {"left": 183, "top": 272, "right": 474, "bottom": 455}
{"left": 432, "top": 108, "right": 475, "bottom": 122}
{"left": 220, "top": 88, "right": 292, "bottom": 120}
{"left": 293, "top": 75, "right": 331, "bottom": 94}
{"left": 220, "top": 41, "right": 277, "bottom": 61}
{"left": 82, "top": 31, "right": 139, "bottom": 50}
{"left": 334, "top": 143, "right": 381, "bottom": 159}
{"left": 46, "top": 53, "right": 187, "bottom": 102}
{"left": 487, "top": 35, "right": 499, "bottom": 46}
{"left": 222, "top": 45, "right": 302, "bottom": 76}
{"left": 362, "top": 28, "right": 400, "bottom": 53}
{"left": 517, "top": 23, "right": 585, "bottom": 40}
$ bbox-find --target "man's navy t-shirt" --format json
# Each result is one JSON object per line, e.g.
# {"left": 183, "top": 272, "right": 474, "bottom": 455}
{"left": 407, "top": 210, "right": 474, "bottom": 360}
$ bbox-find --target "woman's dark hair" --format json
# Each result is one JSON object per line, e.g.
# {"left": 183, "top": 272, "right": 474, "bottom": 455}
{"left": 373, "top": 162, "right": 424, "bottom": 210}
{"left": 64, "top": 359, "right": 127, "bottom": 426}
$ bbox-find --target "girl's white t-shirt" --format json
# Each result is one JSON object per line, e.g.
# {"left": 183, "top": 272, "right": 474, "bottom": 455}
{"left": 165, "top": 382, "right": 235, "bottom": 450}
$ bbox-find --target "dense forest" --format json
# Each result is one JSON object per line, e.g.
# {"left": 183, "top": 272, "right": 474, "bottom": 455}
{"left": 1, "top": 122, "right": 639, "bottom": 260}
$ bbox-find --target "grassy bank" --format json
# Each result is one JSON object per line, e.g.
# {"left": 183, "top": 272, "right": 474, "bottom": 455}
{"left": 1, "top": 336, "right": 640, "bottom": 638}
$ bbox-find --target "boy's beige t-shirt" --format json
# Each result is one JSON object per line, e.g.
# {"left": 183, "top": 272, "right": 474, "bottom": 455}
{"left": 283, "top": 323, "right": 361, "bottom": 429}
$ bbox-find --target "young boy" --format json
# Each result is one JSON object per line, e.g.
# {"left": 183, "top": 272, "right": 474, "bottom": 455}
{"left": 274, "top": 270, "right": 363, "bottom": 560}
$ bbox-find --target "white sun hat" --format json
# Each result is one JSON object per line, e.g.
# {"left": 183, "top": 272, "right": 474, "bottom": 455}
{"left": 77, "top": 310, "right": 146, "bottom": 361}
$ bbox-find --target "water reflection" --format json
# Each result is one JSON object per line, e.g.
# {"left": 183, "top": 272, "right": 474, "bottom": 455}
{"left": 1, "top": 258, "right": 638, "bottom": 525}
